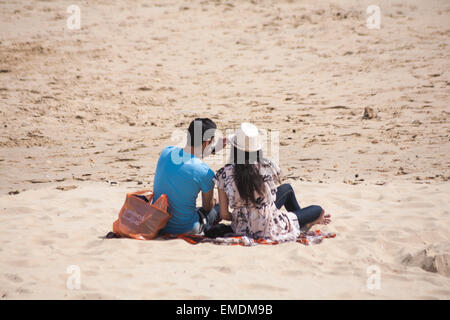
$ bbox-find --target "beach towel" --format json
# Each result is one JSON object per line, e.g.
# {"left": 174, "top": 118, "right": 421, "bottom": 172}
{"left": 162, "top": 229, "right": 336, "bottom": 247}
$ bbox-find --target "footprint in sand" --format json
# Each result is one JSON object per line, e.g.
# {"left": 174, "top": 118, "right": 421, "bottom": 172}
{"left": 37, "top": 239, "right": 54, "bottom": 246}
{"left": 11, "top": 260, "right": 34, "bottom": 268}
{"left": 75, "top": 197, "right": 103, "bottom": 209}
{"left": 5, "top": 274, "right": 23, "bottom": 283}
{"left": 84, "top": 240, "right": 103, "bottom": 248}
{"left": 190, "top": 273, "right": 203, "bottom": 279}
{"left": 206, "top": 266, "right": 233, "bottom": 274}
{"left": 16, "top": 287, "right": 31, "bottom": 294}
{"left": 53, "top": 232, "right": 69, "bottom": 239}
{"left": 83, "top": 270, "right": 99, "bottom": 277}
{"left": 431, "top": 289, "right": 450, "bottom": 296}
{"left": 218, "top": 266, "right": 233, "bottom": 274}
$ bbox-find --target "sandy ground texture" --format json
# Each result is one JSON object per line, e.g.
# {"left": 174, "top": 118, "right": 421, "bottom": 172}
{"left": 0, "top": 182, "right": 450, "bottom": 299}
{"left": 0, "top": 181, "right": 449, "bottom": 299}
{"left": 0, "top": 0, "right": 449, "bottom": 299}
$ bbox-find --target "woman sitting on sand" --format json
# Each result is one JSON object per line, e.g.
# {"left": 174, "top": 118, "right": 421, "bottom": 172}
{"left": 214, "top": 122, "right": 331, "bottom": 241}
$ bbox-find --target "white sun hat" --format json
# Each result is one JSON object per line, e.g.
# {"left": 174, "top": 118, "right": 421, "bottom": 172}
{"left": 229, "top": 122, "right": 262, "bottom": 152}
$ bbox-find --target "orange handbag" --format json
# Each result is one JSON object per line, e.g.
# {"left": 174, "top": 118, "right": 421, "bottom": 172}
{"left": 112, "top": 190, "right": 171, "bottom": 240}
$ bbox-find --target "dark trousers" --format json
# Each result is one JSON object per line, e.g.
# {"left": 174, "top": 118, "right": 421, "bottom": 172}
{"left": 197, "top": 204, "right": 221, "bottom": 233}
{"left": 274, "top": 183, "right": 323, "bottom": 227}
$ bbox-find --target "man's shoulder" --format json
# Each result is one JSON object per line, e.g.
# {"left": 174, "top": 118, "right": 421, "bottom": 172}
{"left": 177, "top": 154, "right": 210, "bottom": 175}
{"left": 158, "top": 145, "right": 174, "bottom": 157}
{"left": 191, "top": 158, "right": 212, "bottom": 174}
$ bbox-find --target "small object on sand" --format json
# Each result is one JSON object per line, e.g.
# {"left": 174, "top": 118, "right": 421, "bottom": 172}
{"left": 105, "top": 232, "right": 121, "bottom": 239}
{"left": 27, "top": 179, "right": 51, "bottom": 184}
{"left": 56, "top": 185, "right": 77, "bottom": 191}
{"left": 138, "top": 86, "right": 152, "bottom": 91}
{"left": 363, "top": 107, "right": 376, "bottom": 119}
{"left": 8, "top": 190, "right": 20, "bottom": 195}
{"left": 322, "top": 105, "right": 349, "bottom": 110}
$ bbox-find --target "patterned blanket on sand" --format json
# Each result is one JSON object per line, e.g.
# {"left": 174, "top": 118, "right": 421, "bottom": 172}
{"left": 163, "top": 229, "right": 336, "bottom": 246}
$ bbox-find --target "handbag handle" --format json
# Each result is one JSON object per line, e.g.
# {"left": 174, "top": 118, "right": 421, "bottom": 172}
{"left": 152, "top": 194, "right": 168, "bottom": 212}
{"left": 129, "top": 190, "right": 154, "bottom": 202}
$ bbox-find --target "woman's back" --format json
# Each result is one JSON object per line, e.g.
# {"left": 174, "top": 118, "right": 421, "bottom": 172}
{"left": 215, "top": 159, "right": 300, "bottom": 241}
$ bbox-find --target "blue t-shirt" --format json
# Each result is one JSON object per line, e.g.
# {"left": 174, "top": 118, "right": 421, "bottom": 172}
{"left": 153, "top": 146, "right": 215, "bottom": 234}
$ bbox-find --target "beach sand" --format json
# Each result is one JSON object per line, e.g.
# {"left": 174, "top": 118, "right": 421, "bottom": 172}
{"left": 0, "top": 0, "right": 449, "bottom": 299}
{"left": 0, "top": 181, "right": 449, "bottom": 299}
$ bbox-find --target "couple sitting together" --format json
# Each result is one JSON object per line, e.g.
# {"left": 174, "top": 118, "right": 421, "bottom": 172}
{"left": 153, "top": 118, "right": 331, "bottom": 241}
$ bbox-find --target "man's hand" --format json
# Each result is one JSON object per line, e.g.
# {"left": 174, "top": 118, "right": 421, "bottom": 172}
{"left": 218, "top": 136, "right": 228, "bottom": 149}
{"left": 209, "top": 136, "right": 228, "bottom": 156}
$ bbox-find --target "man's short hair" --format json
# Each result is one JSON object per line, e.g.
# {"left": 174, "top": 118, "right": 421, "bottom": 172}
{"left": 187, "top": 118, "right": 217, "bottom": 147}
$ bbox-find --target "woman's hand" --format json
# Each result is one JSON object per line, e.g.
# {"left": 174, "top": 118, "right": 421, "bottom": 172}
{"left": 212, "top": 192, "right": 218, "bottom": 207}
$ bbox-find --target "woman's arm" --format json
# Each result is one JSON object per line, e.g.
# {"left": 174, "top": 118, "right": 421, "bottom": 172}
{"left": 265, "top": 158, "right": 282, "bottom": 184}
{"left": 218, "top": 188, "right": 232, "bottom": 221}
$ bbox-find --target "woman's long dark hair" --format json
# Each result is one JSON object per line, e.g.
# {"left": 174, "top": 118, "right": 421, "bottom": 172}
{"left": 231, "top": 146, "right": 267, "bottom": 205}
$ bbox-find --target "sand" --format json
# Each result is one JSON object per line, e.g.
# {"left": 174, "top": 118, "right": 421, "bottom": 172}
{"left": 0, "top": 181, "right": 449, "bottom": 299}
{"left": 0, "top": 0, "right": 449, "bottom": 299}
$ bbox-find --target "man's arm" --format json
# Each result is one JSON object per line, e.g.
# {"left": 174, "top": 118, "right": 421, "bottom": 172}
{"left": 201, "top": 188, "right": 215, "bottom": 212}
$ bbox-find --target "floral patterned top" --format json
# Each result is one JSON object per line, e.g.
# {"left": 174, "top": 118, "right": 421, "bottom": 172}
{"left": 214, "top": 159, "right": 300, "bottom": 242}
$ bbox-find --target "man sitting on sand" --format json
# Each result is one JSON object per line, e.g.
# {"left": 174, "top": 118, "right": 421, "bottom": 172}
{"left": 153, "top": 118, "right": 226, "bottom": 235}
